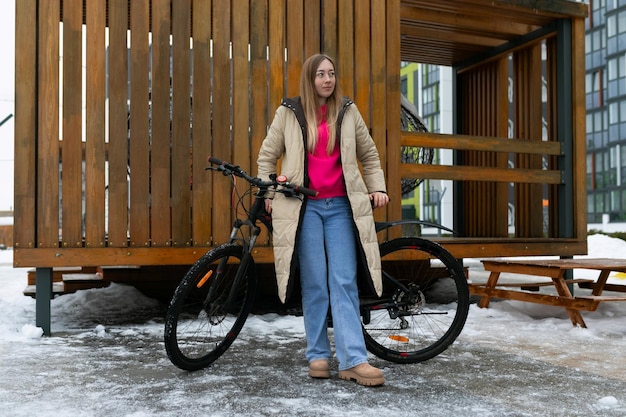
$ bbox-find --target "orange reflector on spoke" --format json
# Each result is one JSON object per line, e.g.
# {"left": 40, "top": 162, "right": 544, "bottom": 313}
{"left": 197, "top": 270, "right": 214, "bottom": 288}
{"left": 388, "top": 335, "right": 410, "bottom": 343}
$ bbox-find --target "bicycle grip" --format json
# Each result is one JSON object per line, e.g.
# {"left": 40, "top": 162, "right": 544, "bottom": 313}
{"left": 294, "top": 185, "right": 318, "bottom": 197}
{"left": 208, "top": 156, "right": 225, "bottom": 166}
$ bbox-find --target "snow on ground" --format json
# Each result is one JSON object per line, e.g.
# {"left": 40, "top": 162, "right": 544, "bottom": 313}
{"left": 0, "top": 234, "right": 625, "bottom": 416}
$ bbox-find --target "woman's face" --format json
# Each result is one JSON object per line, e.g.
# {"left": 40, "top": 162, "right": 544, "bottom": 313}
{"left": 314, "top": 58, "right": 336, "bottom": 104}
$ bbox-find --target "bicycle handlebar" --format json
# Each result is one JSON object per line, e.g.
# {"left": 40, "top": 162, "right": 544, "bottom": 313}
{"left": 208, "top": 156, "right": 318, "bottom": 198}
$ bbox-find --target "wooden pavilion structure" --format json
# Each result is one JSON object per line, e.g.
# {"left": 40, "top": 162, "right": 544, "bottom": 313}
{"left": 13, "top": 0, "right": 589, "bottom": 334}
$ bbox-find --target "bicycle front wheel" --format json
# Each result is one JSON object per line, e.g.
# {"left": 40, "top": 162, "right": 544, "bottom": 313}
{"left": 362, "top": 237, "right": 469, "bottom": 364}
{"left": 164, "top": 244, "right": 256, "bottom": 371}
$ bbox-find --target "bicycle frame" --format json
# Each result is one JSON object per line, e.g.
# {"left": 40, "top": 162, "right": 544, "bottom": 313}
{"left": 226, "top": 188, "right": 273, "bottom": 255}
{"left": 165, "top": 158, "right": 469, "bottom": 370}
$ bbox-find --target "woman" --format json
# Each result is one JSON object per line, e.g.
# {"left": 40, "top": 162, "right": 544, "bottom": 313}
{"left": 257, "top": 54, "right": 389, "bottom": 387}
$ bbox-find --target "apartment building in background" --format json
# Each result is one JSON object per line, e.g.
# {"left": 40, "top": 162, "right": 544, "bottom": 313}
{"left": 585, "top": 0, "right": 626, "bottom": 232}
{"left": 402, "top": 0, "right": 626, "bottom": 235}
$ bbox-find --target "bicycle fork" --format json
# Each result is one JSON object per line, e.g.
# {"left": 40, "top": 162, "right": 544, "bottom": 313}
{"left": 222, "top": 224, "right": 260, "bottom": 312}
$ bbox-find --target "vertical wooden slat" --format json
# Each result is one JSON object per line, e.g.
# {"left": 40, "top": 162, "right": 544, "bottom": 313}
{"left": 353, "top": 0, "right": 371, "bottom": 123}
{"left": 258, "top": 0, "right": 285, "bottom": 245}
{"left": 459, "top": 70, "right": 475, "bottom": 236}
{"left": 370, "top": 0, "right": 386, "bottom": 144}
{"left": 192, "top": 0, "right": 213, "bottom": 246}
{"left": 321, "top": 0, "right": 337, "bottom": 58}
{"left": 151, "top": 0, "right": 172, "bottom": 247}
{"left": 303, "top": 0, "right": 320, "bottom": 58}
{"left": 459, "top": 61, "right": 513, "bottom": 238}
{"left": 337, "top": 0, "right": 354, "bottom": 99}
{"left": 482, "top": 68, "right": 489, "bottom": 235}
{"left": 286, "top": 0, "right": 303, "bottom": 96}
{"left": 250, "top": 0, "right": 269, "bottom": 161}
{"left": 233, "top": 0, "right": 251, "bottom": 175}
{"left": 571, "top": 17, "right": 588, "bottom": 242}
{"left": 37, "top": 0, "right": 61, "bottom": 248}
{"left": 211, "top": 0, "right": 232, "bottom": 244}
{"left": 370, "top": 0, "right": 386, "bottom": 220}
{"left": 514, "top": 43, "right": 543, "bottom": 238}
{"left": 496, "top": 57, "right": 510, "bottom": 237}
{"left": 513, "top": 52, "right": 525, "bottom": 235}
{"left": 14, "top": 0, "right": 37, "bottom": 249}
{"left": 466, "top": 71, "right": 476, "bottom": 236}
{"left": 250, "top": 0, "right": 268, "bottom": 244}
{"left": 61, "top": 0, "right": 83, "bottom": 247}
{"left": 385, "top": 0, "right": 400, "bottom": 228}
{"left": 546, "top": 36, "right": 559, "bottom": 238}
{"left": 85, "top": 0, "right": 107, "bottom": 247}
{"left": 172, "top": 0, "right": 192, "bottom": 246}
{"left": 479, "top": 63, "right": 496, "bottom": 236}
{"left": 107, "top": 0, "right": 129, "bottom": 248}
{"left": 479, "top": 68, "right": 488, "bottom": 234}
{"left": 129, "top": 0, "right": 151, "bottom": 247}
{"left": 269, "top": 0, "right": 286, "bottom": 112}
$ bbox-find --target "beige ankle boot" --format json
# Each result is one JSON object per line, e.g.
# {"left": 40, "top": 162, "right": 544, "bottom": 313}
{"left": 338, "top": 363, "right": 384, "bottom": 386}
{"left": 309, "top": 359, "right": 331, "bottom": 379}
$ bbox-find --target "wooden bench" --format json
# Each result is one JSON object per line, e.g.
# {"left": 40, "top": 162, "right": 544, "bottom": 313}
{"left": 470, "top": 258, "right": 626, "bottom": 328}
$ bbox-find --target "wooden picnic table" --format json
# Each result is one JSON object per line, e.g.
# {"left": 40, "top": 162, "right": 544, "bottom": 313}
{"left": 469, "top": 258, "right": 626, "bottom": 328}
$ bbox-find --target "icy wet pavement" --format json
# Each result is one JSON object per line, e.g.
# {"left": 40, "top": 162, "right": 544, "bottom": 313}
{"left": 0, "top": 310, "right": 624, "bottom": 417}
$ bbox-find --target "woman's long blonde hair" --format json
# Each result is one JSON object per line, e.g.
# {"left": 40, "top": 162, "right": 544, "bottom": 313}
{"left": 300, "top": 54, "right": 343, "bottom": 155}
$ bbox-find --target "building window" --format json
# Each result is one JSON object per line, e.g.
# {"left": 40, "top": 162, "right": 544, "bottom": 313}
{"left": 610, "top": 144, "right": 620, "bottom": 186}
{"left": 595, "top": 151, "right": 608, "bottom": 188}
{"left": 611, "top": 189, "right": 621, "bottom": 212}
{"left": 587, "top": 70, "right": 604, "bottom": 108}
{"left": 587, "top": 154, "right": 595, "bottom": 190}
{"left": 619, "top": 10, "right": 626, "bottom": 33}
{"left": 609, "top": 101, "right": 619, "bottom": 124}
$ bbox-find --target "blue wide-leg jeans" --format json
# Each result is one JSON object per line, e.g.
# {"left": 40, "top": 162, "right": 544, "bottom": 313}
{"left": 297, "top": 197, "right": 368, "bottom": 371}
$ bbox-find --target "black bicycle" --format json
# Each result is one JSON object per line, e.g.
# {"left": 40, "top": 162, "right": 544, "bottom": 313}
{"left": 164, "top": 157, "right": 469, "bottom": 371}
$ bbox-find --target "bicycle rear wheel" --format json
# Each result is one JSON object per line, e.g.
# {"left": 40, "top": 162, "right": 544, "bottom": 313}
{"left": 164, "top": 244, "right": 256, "bottom": 371}
{"left": 362, "top": 237, "right": 469, "bottom": 364}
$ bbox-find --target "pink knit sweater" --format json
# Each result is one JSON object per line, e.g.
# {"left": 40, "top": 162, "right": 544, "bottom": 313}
{"left": 307, "top": 111, "right": 347, "bottom": 199}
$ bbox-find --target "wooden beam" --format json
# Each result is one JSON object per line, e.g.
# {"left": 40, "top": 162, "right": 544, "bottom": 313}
{"left": 401, "top": 164, "right": 562, "bottom": 184}
{"left": 401, "top": 131, "right": 562, "bottom": 155}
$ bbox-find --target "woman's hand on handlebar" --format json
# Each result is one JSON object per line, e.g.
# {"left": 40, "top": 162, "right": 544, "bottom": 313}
{"left": 369, "top": 192, "right": 389, "bottom": 209}
{"left": 264, "top": 198, "right": 273, "bottom": 214}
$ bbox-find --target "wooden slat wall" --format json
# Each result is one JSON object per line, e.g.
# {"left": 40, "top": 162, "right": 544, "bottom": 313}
{"left": 14, "top": 0, "right": 400, "bottom": 267}
{"left": 546, "top": 36, "right": 560, "bottom": 239}
{"left": 385, "top": 0, "right": 402, "bottom": 236}
{"left": 248, "top": 0, "right": 270, "bottom": 246}
{"left": 38, "top": 0, "right": 61, "bottom": 248}
{"left": 572, "top": 17, "right": 588, "bottom": 241}
{"left": 14, "top": 0, "right": 37, "bottom": 250}
{"left": 61, "top": 0, "right": 83, "bottom": 248}
{"left": 15, "top": 1, "right": 585, "bottom": 267}
{"left": 457, "top": 59, "right": 509, "bottom": 237}
{"left": 129, "top": 0, "right": 151, "bottom": 247}
{"left": 232, "top": 0, "right": 251, "bottom": 182}
{"left": 453, "top": 38, "right": 562, "bottom": 239}
{"left": 107, "top": 0, "right": 130, "bottom": 248}
{"left": 151, "top": 0, "right": 172, "bottom": 247}
{"left": 171, "top": 0, "right": 192, "bottom": 247}
{"left": 513, "top": 43, "right": 544, "bottom": 238}
{"left": 211, "top": 0, "right": 233, "bottom": 245}
{"left": 191, "top": 0, "right": 213, "bottom": 247}
{"left": 85, "top": 0, "right": 107, "bottom": 248}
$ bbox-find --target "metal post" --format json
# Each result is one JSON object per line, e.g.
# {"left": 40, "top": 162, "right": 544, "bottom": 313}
{"left": 35, "top": 267, "right": 53, "bottom": 336}
{"left": 556, "top": 19, "right": 575, "bottom": 293}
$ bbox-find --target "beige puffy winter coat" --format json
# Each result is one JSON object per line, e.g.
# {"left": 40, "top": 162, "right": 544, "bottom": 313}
{"left": 257, "top": 97, "right": 387, "bottom": 303}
